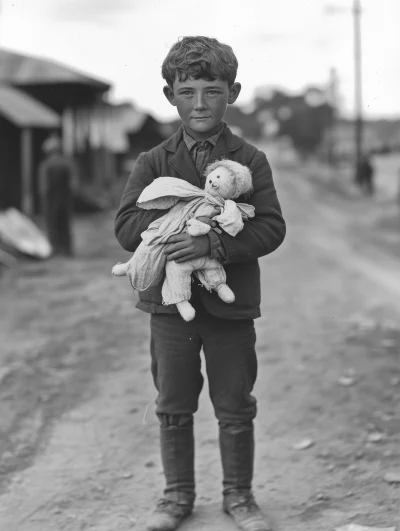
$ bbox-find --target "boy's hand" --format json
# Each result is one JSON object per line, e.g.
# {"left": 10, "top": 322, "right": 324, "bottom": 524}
{"left": 164, "top": 234, "right": 210, "bottom": 263}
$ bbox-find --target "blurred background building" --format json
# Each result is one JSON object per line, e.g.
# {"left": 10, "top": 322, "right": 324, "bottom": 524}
{"left": 0, "top": 48, "right": 168, "bottom": 216}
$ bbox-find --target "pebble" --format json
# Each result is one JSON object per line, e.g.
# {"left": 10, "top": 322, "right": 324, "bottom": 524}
{"left": 145, "top": 460, "right": 155, "bottom": 468}
{"left": 338, "top": 376, "right": 356, "bottom": 387}
{"left": 122, "top": 472, "right": 133, "bottom": 480}
{"left": 292, "top": 438, "right": 315, "bottom": 450}
{"left": 383, "top": 471, "right": 400, "bottom": 484}
{"left": 317, "top": 449, "right": 331, "bottom": 459}
{"left": 367, "top": 432, "right": 385, "bottom": 443}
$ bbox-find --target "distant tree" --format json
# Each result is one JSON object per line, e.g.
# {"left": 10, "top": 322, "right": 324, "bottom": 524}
{"left": 254, "top": 87, "right": 334, "bottom": 158}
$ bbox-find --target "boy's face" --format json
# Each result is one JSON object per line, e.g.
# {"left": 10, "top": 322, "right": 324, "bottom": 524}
{"left": 163, "top": 77, "right": 241, "bottom": 140}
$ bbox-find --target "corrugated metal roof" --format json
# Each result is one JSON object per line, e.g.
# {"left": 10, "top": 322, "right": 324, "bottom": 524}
{"left": 0, "top": 48, "right": 110, "bottom": 92}
{"left": 0, "top": 86, "right": 61, "bottom": 128}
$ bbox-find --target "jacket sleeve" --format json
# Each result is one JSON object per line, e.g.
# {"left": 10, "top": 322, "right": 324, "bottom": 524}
{"left": 114, "top": 153, "right": 167, "bottom": 252}
{"left": 218, "top": 150, "right": 286, "bottom": 264}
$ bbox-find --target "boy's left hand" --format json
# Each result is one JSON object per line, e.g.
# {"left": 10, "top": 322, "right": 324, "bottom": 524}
{"left": 164, "top": 234, "right": 210, "bottom": 263}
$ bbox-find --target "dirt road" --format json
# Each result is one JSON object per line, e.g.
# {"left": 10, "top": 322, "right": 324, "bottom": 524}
{"left": 1, "top": 165, "right": 400, "bottom": 531}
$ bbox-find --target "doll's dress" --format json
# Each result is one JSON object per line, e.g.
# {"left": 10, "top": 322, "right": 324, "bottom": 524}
{"left": 121, "top": 177, "right": 255, "bottom": 295}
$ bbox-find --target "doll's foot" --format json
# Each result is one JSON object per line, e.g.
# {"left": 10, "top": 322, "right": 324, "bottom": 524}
{"left": 216, "top": 284, "right": 235, "bottom": 303}
{"left": 186, "top": 218, "right": 211, "bottom": 236}
{"left": 112, "top": 263, "right": 127, "bottom": 276}
{"left": 176, "top": 301, "right": 196, "bottom": 321}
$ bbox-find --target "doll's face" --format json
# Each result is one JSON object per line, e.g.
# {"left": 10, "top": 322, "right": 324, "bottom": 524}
{"left": 205, "top": 166, "right": 235, "bottom": 199}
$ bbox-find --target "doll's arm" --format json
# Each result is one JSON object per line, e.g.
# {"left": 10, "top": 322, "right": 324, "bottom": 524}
{"left": 185, "top": 218, "right": 212, "bottom": 236}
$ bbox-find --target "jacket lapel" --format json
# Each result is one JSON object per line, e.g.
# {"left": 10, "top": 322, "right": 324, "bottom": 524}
{"left": 164, "top": 126, "right": 201, "bottom": 187}
{"left": 168, "top": 142, "right": 201, "bottom": 187}
{"left": 209, "top": 135, "right": 228, "bottom": 164}
{"left": 208, "top": 124, "right": 244, "bottom": 164}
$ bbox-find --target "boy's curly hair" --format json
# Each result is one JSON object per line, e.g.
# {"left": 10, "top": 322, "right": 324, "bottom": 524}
{"left": 162, "top": 36, "right": 238, "bottom": 88}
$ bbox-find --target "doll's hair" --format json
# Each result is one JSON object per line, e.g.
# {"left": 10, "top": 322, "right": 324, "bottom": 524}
{"left": 204, "top": 159, "right": 253, "bottom": 199}
{"left": 162, "top": 36, "right": 238, "bottom": 88}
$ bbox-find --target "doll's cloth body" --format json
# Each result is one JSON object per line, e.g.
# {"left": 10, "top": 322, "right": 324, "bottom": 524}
{"left": 120, "top": 177, "right": 254, "bottom": 293}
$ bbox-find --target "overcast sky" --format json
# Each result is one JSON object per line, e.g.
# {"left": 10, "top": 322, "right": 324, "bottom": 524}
{"left": 1, "top": 0, "right": 399, "bottom": 121}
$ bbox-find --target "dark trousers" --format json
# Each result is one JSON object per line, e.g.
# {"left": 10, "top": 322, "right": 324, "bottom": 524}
{"left": 150, "top": 304, "right": 258, "bottom": 500}
{"left": 150, "top": 304, "right": 258, "bottom": 427}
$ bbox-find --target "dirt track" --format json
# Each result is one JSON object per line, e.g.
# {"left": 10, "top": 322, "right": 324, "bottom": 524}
{"left": 1, "top": 164, "right": 400, "bottom": 531}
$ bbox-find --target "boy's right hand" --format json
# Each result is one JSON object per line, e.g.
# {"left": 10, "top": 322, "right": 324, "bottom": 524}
{"left": 164, "top": 233, "right": 210, "bottom": 263}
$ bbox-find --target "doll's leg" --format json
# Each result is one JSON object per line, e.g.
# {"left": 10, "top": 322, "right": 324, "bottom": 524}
{"left": 215, "top": 283, "right": 235, "bottom": 303}
{"left": 196, "top": 259, "right": 235, "bottom": 303}
{"left": 162, "top": 258, "right": 206, "bottom": 321}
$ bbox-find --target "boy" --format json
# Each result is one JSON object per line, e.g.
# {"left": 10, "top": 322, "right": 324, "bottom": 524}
{"left": 115, "top": 36, "right": 286, "bottom": 531}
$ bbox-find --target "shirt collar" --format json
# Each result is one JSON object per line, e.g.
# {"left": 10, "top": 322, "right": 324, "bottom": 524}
{"left": 183, "top": 122, "right": 226, "bottom": 152}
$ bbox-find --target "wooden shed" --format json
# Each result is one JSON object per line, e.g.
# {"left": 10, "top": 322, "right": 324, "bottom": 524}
{"left": 0, "top": 86, "right": 60, "bottom": 214}
{"left": 0, "top": 48, "right": 115, "bottom": 215}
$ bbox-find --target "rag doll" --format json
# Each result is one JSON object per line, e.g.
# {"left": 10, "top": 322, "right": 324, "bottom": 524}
{"left": 112, "top": 160, "right": 254, "bottom": 321}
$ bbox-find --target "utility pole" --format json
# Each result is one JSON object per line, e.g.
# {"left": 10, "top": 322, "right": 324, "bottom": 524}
{"left": 0, "top": 0, "right": 2, "bottom": 48}
{"left": 327, "top": 67, "right": 338, "bottom": 166}
{"left": 353, "top": 0, "right": 363, "bottom": 184}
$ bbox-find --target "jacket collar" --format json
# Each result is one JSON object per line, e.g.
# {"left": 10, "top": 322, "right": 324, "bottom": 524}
{"left": 162, "top": 122, "right": 244, "bottom": 154}
{"left": 163, "top": 122, "right": 244, "bottom": 187}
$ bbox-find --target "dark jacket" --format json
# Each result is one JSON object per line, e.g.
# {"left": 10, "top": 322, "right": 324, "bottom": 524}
{"left": 115, "top": 124, "right": 286, "bottom": 319}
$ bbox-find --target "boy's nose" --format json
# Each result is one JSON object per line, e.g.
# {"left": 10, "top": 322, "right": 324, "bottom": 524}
{"left": 194, "top": 93, "right": 207, "bottom": 110}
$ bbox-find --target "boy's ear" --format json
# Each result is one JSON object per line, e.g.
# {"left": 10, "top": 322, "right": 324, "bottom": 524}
{"left": 163, "top": 85, "right": 176, "bottom": 106}
{"left": 228, "top": 82, "right": 241, "bottom": 105}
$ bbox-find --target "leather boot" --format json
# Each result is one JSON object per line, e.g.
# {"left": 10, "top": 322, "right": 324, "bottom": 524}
{"left": 219, "top": 424, "right": 273, "bottom": 531}
{"left": 219, "top": 423, "right": 254, "bottom": 495}
{"left": 146, "top": 422, "right": 195, "bottom": 531}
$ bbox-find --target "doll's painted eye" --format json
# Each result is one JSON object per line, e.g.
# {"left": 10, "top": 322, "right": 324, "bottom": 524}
{"left": 217, "top": 175, "right": 220, "bottom": 178}
{"left": 209, "top": 179, "right": 212, "bottom": 183}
